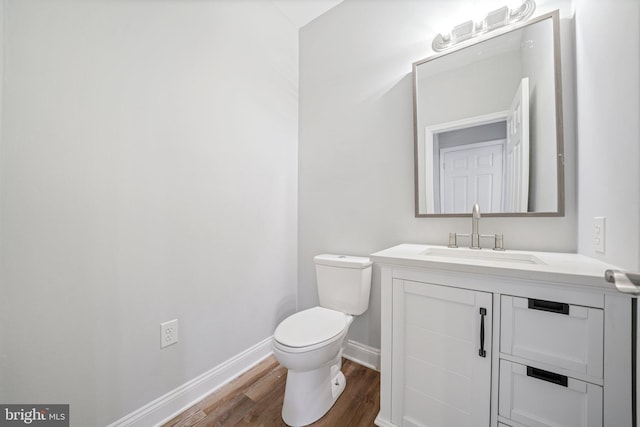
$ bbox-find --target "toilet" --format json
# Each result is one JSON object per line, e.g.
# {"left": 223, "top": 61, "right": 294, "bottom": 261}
{"left": 272, "top": 254, "right": 373, "bottom": 427}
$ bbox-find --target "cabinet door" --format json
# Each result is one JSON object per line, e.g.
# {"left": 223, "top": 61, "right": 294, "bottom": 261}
{"left": 392, "top": 280, "right": 492, "bottom": 427}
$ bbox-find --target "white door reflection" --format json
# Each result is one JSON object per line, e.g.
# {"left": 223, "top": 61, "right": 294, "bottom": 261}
{"left": 504, "top": 77, "right": 530, "bottom": 212}
{"left": 440, "top": 139, "right": 504, "bottom": 213}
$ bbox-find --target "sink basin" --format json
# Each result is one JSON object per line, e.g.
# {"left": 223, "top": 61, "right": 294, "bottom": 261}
{"left": 420, "top": 247, "right": 546, "bottom": 265}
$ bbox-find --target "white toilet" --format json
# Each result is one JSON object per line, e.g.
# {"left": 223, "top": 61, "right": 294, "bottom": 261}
{"left": 272, "top": 254, "right": 373, "bottom": 427}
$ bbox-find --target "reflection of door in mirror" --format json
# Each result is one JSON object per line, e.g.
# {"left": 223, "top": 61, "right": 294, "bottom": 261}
{"left": 505, "top": 77, "right": 530, "bottom": 212}
{"left": 425, "top": 113, "right": 507, "bottom": 214}
{"left": 427, "top": 77, "right": 530, "bottom": 214}
{"left": 440, "top": 140, "right": 505, "bottom": 213}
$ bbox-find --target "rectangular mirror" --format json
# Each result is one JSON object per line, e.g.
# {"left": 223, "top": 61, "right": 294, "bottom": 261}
{"left": 414, "top": 11, "right": 564, "bottom": 217}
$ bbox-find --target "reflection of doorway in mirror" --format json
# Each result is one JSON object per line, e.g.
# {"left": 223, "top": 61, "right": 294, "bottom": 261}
{"left": 440, "top": 140, "right": 505, "bottom": 214}
{"left": 428, "top": 118, "right": 507, "bottom": 213}
{"left": 504, "top": 77, "right": 530, "bottom": 212}
{"left": 425, "top": 77, "right": 530, "bottom": 214}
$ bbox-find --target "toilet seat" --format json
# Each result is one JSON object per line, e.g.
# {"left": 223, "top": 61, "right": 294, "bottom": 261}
{"left": 274, "top": 307, "right": 349, "bottom": 352}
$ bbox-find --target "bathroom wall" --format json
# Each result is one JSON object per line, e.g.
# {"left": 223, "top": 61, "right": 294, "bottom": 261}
{"left": 0, "top": 0, "right": 4, "bottom": 396}
{"left": 574, "top": 0, "right": 640, "bottom": 272}
{"left": 298, "top": 0, "right": 575, "bottom": 350}
{"left": 0, "top": 1, "right": 298, "bottom": 425}
{"left": 573, "top": 4, "right": 640, "bottom": 418}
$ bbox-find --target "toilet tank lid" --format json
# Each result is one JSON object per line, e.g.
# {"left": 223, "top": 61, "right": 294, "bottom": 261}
{"left": 314, "top": 254, "right": 372, "bottom": 269}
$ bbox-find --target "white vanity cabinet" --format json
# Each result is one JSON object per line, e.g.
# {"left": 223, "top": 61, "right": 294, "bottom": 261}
{"left": 372, "top": 244, "right": 634, "bottom": 427}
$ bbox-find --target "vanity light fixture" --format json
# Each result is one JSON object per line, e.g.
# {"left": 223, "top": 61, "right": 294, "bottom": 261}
{"left": 432, "top": 0, "right": 536, "bottom": 52}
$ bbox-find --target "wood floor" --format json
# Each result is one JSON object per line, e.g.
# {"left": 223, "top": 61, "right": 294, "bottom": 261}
{"left": 162, "top": 356, "right": 380, "bottom": 427}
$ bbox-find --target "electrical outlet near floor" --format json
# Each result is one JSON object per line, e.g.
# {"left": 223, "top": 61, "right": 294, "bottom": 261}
{"left": 160, "top": 319, "right": 179, "bottom": 348}
{"left": 594, "top": 217, "right": 606, "bottom": 254}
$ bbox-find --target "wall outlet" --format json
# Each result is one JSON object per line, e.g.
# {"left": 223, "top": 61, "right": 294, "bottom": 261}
{"left": 593, "top": 217, "right": 606, "bottom": 254}
{"left": 160, "top": 319, "right": 179, "bottom": 348}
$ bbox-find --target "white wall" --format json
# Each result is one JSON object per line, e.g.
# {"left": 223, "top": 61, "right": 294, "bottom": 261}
{"left": 0, "top": 0, "right": 4, "bottom": 397}
{"left": 298, "top": 0, "right": 575, "bottom": 350}
{"left": 417, "top": 52, "right": 522, "bottom": 127}
{"left": 573, "top": 5, "right": 640, "bottom": 419}
{"left": 0, "top": 1, "right": 298, "bottom": 425}
{"left": 574, "top": 0, "right": 640, "bottom": 271}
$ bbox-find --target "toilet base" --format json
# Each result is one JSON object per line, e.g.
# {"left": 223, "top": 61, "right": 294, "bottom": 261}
{"left": 281, "top": 355, "right": 346, "bottom": 426}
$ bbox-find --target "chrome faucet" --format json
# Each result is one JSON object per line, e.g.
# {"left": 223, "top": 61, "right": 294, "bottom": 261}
{"left": 448, "top": 203, "right": 505, "bottom": 250}
{"left": 470, "top": 203, "right": 481, "bottom": 249}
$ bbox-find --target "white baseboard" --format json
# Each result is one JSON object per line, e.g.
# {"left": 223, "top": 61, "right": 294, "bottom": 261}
{"left": 374, "top": 413, "right": 396, "bottom": 427}
{"left": 343, "top": 339, "right": 380, "bottom": 371}
{"left": 106, "top": 337, "right": 274, "bottom": 427}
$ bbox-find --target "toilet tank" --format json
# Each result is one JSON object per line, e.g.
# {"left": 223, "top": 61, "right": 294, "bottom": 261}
{"left": 314, "top": 254, "right": 373, "bottom": 315}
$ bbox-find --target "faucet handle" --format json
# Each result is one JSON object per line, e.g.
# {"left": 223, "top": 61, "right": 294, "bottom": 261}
{"left": 448, "top": 232, "right": 458, "bottom": 248}
{"left": 494, "top": 234, "right": 505, "bottom": 251}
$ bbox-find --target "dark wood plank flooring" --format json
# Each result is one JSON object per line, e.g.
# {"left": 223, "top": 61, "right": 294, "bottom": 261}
{"left": 162, "top": 356, "right": 380, "bottom": 427}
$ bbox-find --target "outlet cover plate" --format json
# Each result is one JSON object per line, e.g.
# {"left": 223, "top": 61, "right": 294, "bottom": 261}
{"left": 594, "top": 217, "right": 605, "bottom": 254}
{"left": 160, "top": 319, "right": 179, "bottom": 348}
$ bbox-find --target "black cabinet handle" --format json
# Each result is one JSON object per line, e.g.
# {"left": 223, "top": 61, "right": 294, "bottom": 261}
{"left": 479, "top": 307, "right": 487, "bottom": 357}
{"left": 526, "top": 366, "right": 568, "bottom": 387}
{"left": 528, "top": 298, "right": 570, "bottom": 315}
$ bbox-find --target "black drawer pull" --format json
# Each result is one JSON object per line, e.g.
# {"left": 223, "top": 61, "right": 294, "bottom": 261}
{"left": 526, "top": 366, "right": 568, "bottom": 387}
{"left": 528, "top": 298, "right": 570, "bottom": 315}
{"left": 479, "top": 307, "right": 487, "bottom": 358}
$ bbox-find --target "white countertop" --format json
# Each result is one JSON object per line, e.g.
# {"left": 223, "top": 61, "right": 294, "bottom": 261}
{"left": 370, "top": 243, "right": 621, "bottom": 289}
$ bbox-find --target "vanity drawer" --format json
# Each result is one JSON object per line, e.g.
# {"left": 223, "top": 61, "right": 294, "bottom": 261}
{"left": 500, "top": 295, "right": 603, "bottom": 378}
{"left": 499, "top": 360, "right": 603, "bottom": 427}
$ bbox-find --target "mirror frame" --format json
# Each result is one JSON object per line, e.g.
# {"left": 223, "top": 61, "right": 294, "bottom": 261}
{"left": 413, "top": 10, "right": 565, "bottom": 218}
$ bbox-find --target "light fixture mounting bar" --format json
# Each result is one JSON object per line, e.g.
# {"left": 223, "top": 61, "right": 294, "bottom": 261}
{"left": 432, "top": 0, "right": 536, "bottom": 52}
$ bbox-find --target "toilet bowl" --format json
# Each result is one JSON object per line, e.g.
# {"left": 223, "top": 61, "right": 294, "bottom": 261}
{"left": 273, "top": 307, "right": 354, "bottom": 426}
{"left": 272, "top": 255, "right": 372, "bottom": 427}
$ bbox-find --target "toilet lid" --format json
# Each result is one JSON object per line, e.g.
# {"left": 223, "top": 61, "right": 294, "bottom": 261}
{"left": 274, "top": 307, "right": 348, "bottom": 348}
